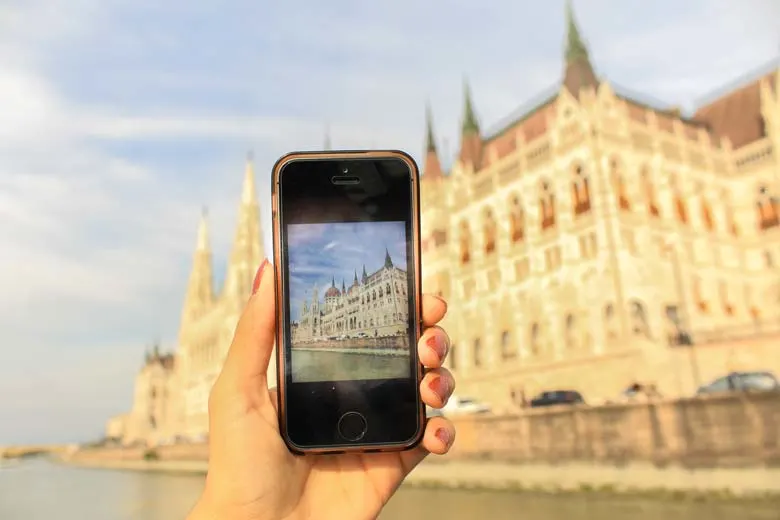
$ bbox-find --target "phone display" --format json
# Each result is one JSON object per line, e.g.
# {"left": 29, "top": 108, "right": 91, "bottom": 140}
{"left": 272, "top": 151, "right": 424, "bottom": 454}
{"left": 288, "top": 221, "right": 411, "bottom": 383}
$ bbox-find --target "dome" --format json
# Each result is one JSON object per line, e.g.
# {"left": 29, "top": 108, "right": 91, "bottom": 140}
{"left": 325, "top": 286, "right": 341, "bottom": 298}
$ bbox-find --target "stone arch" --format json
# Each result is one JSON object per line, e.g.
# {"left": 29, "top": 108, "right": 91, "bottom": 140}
{"left": 571, "top": 162, "right": 591, "bottom": 215}
{"left": 483, "top": 206, "right": 498, "bottom": 254}
{"left": 539, "top": 179, "right": 556, "bottom": 230}
{"left": 756, "top": 185, "right": 780, "bottom": 230}
{"left": 628, "top": 299, "right": 650, "bottom": 338}
{"left": 508, "top": 193, "right": 525, "bottom": 243}
{"left": 458, "top": 220, "right": 471, "bottom": 264}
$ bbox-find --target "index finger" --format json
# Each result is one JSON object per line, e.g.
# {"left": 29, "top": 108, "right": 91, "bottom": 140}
{"left": 422, "top": 294, "right": 447, "bottom": 327}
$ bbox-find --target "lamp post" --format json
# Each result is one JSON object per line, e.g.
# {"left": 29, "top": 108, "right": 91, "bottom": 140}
{"left": 664, "top": 240, "right": 702, "bottom": 390}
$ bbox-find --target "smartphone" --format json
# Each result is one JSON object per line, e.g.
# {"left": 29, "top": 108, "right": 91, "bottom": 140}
{"left": 271, "top": 150, "right": 424, "bottom": 454}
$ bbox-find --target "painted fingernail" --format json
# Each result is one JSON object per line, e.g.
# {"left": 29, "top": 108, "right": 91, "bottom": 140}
{"left": 429, "top": 375, "right": 449, "bottom": 401}
{"left": 251, "top": 259, "right": 269, "bottom": 295}
{"left": 426, "top": 334, "right": 447, "bottom": 360}
{"left": 435, "top": 427, "right": 451, "bottom": 446}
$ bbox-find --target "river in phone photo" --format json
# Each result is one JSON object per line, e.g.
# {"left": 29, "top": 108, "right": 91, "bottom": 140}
{"left": 292, "top": 348, "right": 410, "bottom": 382}
{"left": 2, "top": 458, "right": 778, "bottom": 520}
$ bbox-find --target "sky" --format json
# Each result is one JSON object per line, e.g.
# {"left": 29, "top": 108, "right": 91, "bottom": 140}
{"left": 287, "top": 221, "right": 407, "bottom": 321}
{"left": 0, "top": 0, "right": 778, "bottom": 445}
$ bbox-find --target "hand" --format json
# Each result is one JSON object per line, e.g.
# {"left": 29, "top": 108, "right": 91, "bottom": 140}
{"left": 189, "top": 259, "right": 456, "bottom": 520}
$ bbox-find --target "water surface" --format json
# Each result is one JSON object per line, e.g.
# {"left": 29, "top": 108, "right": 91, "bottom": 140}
{"left": 0, "top": 459, "right": 777, "bottom": 520}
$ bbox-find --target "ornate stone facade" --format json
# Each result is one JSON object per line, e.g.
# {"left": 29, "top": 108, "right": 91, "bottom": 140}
{"left": 420, "top": 3, "right": 780, "bottom": 411}
{"left": 292, "top": 251, "right": 409, "bottom": 344}
{"left": 107, "top": 157, "right": 274, "bottom": 445}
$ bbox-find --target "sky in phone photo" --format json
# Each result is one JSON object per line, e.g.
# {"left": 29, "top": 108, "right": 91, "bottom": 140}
{"left": 288, "top": 221, "right": 407, "bottom": 321}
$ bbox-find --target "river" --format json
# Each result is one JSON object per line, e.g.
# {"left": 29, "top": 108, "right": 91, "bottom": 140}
{"left": 0, "top": 458, "right": 777, "bottom": 520}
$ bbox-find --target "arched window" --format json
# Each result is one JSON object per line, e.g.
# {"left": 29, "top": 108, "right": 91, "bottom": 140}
{"left": 700, "top": 196, "right": 714, "bottom": 232}
{"left": 378, "top": 286, "right": 383, "bottom": 297}
{"left": 603, "top": 303, "right": 617, "bottom": 339}
{"left": 473, "top": 338, "right": 483, "bottom": 367}
{"left": 629, "top": 300, "right": 650, "bottom": 337}
{"left": 572, "top": 164, "right": 591, "bottom": 215}
{"left": 540, "top": 181, "right": 556, "bottom": 230}
{"left": 641, "top": 167, "right": 659, "bottom": 217}
{"left": 723, "top": 190, "right": 739, "bottom": 236}
{"left": 459, "top": 220, "right": 471, "bottom": 264}
{"left": 611, "top": 159, "right": 630, "bottom": 211}
{"left": 757, "top": 185, "right": 780, "bottom": 230}
{"left": 670, "top": 175, "right": 688, "bottom": 224}
{"left": 509, "top": 195, "right": 525, "bottom": 243}
{"left": 500, "top": 330, "right": 513, "bottom": 359}
{"left": 386, "top": 282, "right": 391, "bottom": 294}
{"left": 693, "top": 276, "right": 708, "bottom": 313}
{"left": 529, "top": 322, "right": 540, "bottom": 354}
{"left": 484, "top": 208, "right": 497, "bottom": 254}
{"left": 564, "top": 313, "right": 576, "bottom": 349}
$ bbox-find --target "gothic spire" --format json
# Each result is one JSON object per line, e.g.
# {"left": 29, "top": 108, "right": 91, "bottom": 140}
{"left": 562, "top": 0, "right": 599, "bottom": 96}
{"left": 362, "top": 264, "right": 368, "bottom": 283}
{"left": 353, "top": 270, "right": 359, "bottom": 284}
{"left": 384, "top": 248, "right": 393, "bottom": 269}
{"left": 223, "top": 153, "right": 264, "bottom": 307}
{"left": 458, "top": 78, "right": 483, "bottom": 167}
{"left": 342, "top": 279, "right": 346, "bottom": 292}
{"left": 423, "top": 102, "right": 444, "bottom": 179}
{"left": 331, "top": 276, "right": 336, "bottom": 287}
{"left": 181, "top": 208, "right": 214, "bottom": 325}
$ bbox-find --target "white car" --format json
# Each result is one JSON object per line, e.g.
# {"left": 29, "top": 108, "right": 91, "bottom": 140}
{"left": 427, "top": 396, "right": 490, "bottom": 418}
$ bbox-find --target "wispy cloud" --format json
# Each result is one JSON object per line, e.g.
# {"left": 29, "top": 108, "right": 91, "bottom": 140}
{"left": 0, "top": 0, "right": 777, "bottom": 443}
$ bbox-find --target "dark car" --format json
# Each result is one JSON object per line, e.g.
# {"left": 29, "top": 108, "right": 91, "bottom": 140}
{"left": 696, "top": 371, "right": 779, "bottom": 395}
{"left": 529, "top": 390, "right": 585, "bottom": 408}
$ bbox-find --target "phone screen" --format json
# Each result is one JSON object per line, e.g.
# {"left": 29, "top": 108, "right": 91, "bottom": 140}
{"left": 275, "top": 153, "right": 423, "bottom": 450}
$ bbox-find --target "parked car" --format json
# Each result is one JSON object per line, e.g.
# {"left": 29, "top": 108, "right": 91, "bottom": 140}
{"left": 696, "top": 371, "right": 779, "bottom": 395}
{"left": 529, "top": 390, "right": 585, "bottom": 408}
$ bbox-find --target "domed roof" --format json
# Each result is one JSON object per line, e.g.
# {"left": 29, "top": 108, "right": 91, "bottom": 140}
{"left": 325, "top": 286, "right": 341, "bottom": 298}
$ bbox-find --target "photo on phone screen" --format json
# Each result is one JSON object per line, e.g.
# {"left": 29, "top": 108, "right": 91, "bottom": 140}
{"left": 288, "top": 221, "right": 411, "bottom": 383}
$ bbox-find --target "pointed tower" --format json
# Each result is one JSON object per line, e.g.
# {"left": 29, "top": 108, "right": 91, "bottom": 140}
{"left": 423, "top": 103, "right": 444, "bottom": 180}
{"left": 458, "top": 79, "right": 482, "bottom": 169}
{"left": 222, "top": 152, "right": 264, "bottom": 307}
{"left": 562, "top": 0, "right": 599, "bottom": 97}
{"left": 384, "top": 248, "right": 394, "bottom": 269}
{"left": 362, "top": 264, "right": 368, "bottom": 284}
{"left": 181, "top": 208, "right": 214, "bottom": 323}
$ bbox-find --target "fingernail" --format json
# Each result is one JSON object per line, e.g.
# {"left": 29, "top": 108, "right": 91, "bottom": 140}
{"left": 435, "top": 427, "right": 451, "bottom": 446}
{"left": 426, "top": 334, "right": 447, "bottom": 360}
{"left": 431, "top": 294, "right": 448, "bottom": 312}
{"left": 251, "top": 259, "right": 269, "bottom": 295}
{"left": 429, "top": 375, "right": 449, "bottom": 402}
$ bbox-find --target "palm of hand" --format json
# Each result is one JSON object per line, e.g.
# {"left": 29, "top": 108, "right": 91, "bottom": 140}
{"left": 206, "top": 387, "right": 415, "bottom": 520}
{"left": 194, "top": 263, "right": 455, "bottom": 520}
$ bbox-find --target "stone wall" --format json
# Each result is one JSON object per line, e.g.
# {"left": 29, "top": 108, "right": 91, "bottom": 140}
{"left": 450, "top": 391, "right": 780, "bottom": 468}
{"left": 292, "top": 335, "right": 408, "bottom": 350}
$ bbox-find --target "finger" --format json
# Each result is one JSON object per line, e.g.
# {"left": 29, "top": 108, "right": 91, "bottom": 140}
{"left": 399, "top": 416, "right": 456, "bottom": 471}
{"left": 267, "top": 387, "right": 280, "bottom": 414}
{"left": 421, "top": 294, "right": 447, "bottom": 327}
{"left": 219, "top": 259, "right": 276, "bottom": 393}
{"left": 420, "top": 368, "right": 455, "bottom": 409}
{"left": 418, "top": 326, "right": 450, "bottom": 369}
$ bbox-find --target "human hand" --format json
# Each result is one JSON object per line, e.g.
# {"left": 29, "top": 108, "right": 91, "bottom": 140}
{"left": 188, "top": 259, "right": 456, "bottom": 520}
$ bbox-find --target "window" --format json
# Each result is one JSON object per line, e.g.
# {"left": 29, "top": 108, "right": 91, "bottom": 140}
{"left": 670, "top": 175, "right": 687, "bottom": 224}
{"left": 572, "top": 164, "right": 591, "bottom": 215}
{"left": 564, "top": 313, "right": 576, "bottom": 349}
{"left": 459, "top": 220, "right": 471, "bottom": 264}
{"left": 629, "top": 300, "right": 650, "bottom": 337}
{"left": 641, "top": 167, "right": 659, "bottom": 217}
{"left": 509, "top": 195, "right": 525, "bottom": 242}
{"left": 611, "top": 159, "right": 630, "bottom": 211}
{"left": 530, "top": 322, "right": 540, "bottom": 354}
{"left": 693, "top": 277, "right": 708, "bottom": 313}
{"left": 700, "top": 197, "right": 714, "bottom": 231}
{"left": 540, "top": 181, "right": 556, "bottom": 230}
{"left": 449, "top": 344, "right": 457, "bottom": 370}
{"left": 473, "top": 338, "right": 483, "bottom": 367}
{"left": 757, "top": 186, "right": 780, "bottom": 230}
{"left": 484, "top": 208, "right": 497, "bottom": 254}
{"left": 500, "top": 330, "right": 514, "bottom": 359}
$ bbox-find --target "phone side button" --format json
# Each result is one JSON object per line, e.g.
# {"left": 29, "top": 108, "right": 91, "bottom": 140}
{"left": 337, "top": 411, "right": 368, "bottom": 442}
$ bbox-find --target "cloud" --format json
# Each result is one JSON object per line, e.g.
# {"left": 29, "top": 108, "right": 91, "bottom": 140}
{"left": 1, "top": 0, "right": 778, "bottom": 444}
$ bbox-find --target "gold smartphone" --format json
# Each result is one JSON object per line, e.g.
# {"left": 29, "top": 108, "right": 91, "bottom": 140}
{"left": 271, "top": 150, "right": 425, "bottom": 454}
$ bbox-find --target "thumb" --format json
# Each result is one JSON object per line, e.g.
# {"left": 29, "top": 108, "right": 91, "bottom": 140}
{"left": 219, "top": 259, "right": 277, "bottom": 394}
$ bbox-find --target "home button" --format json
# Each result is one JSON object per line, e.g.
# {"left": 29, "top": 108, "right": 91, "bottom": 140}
{"left": 337, "top": 411, "right": 368, "bottom": 442}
